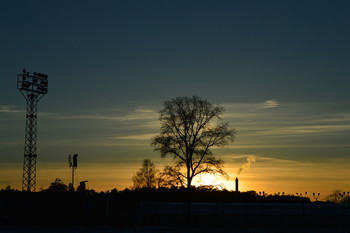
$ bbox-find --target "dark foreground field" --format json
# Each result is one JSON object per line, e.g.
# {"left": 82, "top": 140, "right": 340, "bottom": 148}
{"left": 1, "top": 224, "right": 350, "bottom": 233}
{"left": 2, "top": 190, "right": 350, "bottom": 232}
{"left": 2, "top": 214, "right": 350, "bottom": 233}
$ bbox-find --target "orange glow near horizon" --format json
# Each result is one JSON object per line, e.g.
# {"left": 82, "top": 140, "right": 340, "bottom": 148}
{"left": 1, "top": 157, "right": 350, "bottom": 201}
{"left": 194, "top": 173, "right": 226, "bottom": 190}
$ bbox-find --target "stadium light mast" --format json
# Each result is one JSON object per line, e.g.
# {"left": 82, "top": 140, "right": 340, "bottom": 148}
{"left": 17, "top": 69, "right": 48, "bottom": 192}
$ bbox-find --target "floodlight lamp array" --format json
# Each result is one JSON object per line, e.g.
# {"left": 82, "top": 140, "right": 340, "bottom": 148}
{"left": 18, "top": 69, "right": 49, "bottom": 94}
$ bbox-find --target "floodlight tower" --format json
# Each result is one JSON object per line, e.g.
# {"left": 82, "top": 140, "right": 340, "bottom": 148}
{"left": 17, "top": 69, "right": 48, "bottom": 192}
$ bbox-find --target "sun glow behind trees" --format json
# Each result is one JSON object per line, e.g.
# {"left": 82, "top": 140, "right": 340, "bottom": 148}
{"left": 2, "top": 156, "right": 350, "bottom": 200}
{"left": 0, "top": 0, "right": 349, "bottom": 204}
{"left": 1, "top": 101, "right": 350, "bottom": 198}
{"left": 152, "top": 96, "right": 236, "bottom": 188}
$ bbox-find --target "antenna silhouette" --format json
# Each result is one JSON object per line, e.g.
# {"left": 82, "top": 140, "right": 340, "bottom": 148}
{"left": 17, "top": 69, "right": 48, "bottom": 192}
{"left": 69, "top": 153, "right": 78, "bottom": 189}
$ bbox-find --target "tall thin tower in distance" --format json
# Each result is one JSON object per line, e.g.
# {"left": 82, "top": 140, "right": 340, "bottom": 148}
{"left": 69, "top": 154, "right": 78, "bottom": 189}
{"left": 17, "top": 69, "right": 48, "bottom": 192}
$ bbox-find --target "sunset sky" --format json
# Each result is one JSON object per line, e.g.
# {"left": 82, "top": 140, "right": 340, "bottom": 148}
{"left": 1, "top": 1, "right": 350, "bottom": 199}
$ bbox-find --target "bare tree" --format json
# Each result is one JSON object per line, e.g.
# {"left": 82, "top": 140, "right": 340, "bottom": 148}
{"left": 326, "top": 189, "right": 350, "bottom": 203}
{"left": 160, "top": 165, "right": 186, "bottom": 188}
{"left": 152, "top": 96, "right": 236, "bottom": 189}
{"left": 132, "top": 159, "right": 161, "bottom": 189}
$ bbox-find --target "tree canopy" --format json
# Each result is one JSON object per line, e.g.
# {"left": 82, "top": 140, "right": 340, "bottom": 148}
{"left": 152, "top": 96, "right": 236, "bottom": 188}
{"left": 44, "top": 178, "right": 68, "bottom": 192}
{"left": 132, "top": 159, "right": 161, "bottom": 189}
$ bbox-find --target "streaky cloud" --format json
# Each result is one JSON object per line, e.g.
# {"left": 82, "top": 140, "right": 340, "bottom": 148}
{"left": 261, "top": 99, "right": 279, "bottom": 109}
{"left": 0, "top": 105, "right": 23, "bottom": 113}
{"left": 110, "top": 133, "right": 157, "bottom": 141}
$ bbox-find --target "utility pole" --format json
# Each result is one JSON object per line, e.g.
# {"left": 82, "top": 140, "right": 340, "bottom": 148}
{"left": 17, "top": 69, "right": 48, "bottom": 192}
{"left": 69, "top": 154, "right": 78, "bottom": 189}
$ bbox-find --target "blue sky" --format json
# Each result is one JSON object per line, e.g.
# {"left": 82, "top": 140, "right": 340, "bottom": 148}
{"left": 1, "top": 1, "right": 350, "bottom": 196}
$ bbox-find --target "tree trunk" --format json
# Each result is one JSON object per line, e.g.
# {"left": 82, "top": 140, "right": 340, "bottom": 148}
{"left": 186, "top": 174, "right": 192, "bottom": 226}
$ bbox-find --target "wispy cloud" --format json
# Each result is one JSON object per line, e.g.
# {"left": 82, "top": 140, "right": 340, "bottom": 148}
{"left": 110, "top": 133, "right": 156, "bottom": 141}
{"left": 52, "top": 107, "right": 159, "bottom": 123}
{"left": 0, "top": 105, "right": 22, "bottom": 113}
{"left": 226, "top": 143, "right": 350, "bottom": 149}
{"left": 115, "top": 108, "right": 158, "bottom": 121}
{"left": 245, "top": 124, "right": 350, "bottom": 138}
{"left": 222, "top": 102, "right": 350, "bottom": 150}
{"left": 261, "top": 99, "right": 279, "bottom": 109}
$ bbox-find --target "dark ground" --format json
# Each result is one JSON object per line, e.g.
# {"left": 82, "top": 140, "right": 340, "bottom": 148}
{"left": 1, "top": 225, "right": 350, "bottom": 233}
{"left": 1, "top": 190, "right": 350, "bottom": 232}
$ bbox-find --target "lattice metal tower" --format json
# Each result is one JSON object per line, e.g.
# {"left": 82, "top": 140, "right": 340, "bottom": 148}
{"left": 68, "top": 153, "right": 78, "bottom": 189}
{"left": 17, "top": 69, "right": 48, "bottom": 192}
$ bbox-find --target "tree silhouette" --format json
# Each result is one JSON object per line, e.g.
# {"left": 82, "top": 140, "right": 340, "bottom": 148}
{"left": 160, "top": 165, "right": 186, "bottom": 188}
{"left": 326, "top": 189, "right": 349, "bottom": 203}
{"left": 132, "top": 159, "right": 162, "bottom": 189}
{"left": 152, "top": 96, "right": 236, "bottom": 189}
{"left": 44, "top": 178, "right": 68, "bottom": 192}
